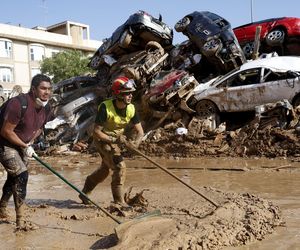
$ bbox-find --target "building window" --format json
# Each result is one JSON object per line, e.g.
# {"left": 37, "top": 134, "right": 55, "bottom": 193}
{"left": 0, "top": 67, "right": 13, "bottom": 82}
{"left": 31, "top": 68, "right": 41, "bottom": 77}
{"left": 0, "top": 39, "right": 12, "bottom": 58}
{"left": 30, "top": 44, "right": 45, "bottom": 61}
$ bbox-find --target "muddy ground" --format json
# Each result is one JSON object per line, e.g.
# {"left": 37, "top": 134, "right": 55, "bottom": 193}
{"left": 1, "top": 125, "right": 300, "bottom": 249}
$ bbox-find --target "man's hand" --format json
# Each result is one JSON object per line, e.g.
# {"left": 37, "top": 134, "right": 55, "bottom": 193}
{"left": 116, "top": 135, "right": 127, "bottom": 146}
{"left": 24, "top": 145, "right": 37, "bottom": 158}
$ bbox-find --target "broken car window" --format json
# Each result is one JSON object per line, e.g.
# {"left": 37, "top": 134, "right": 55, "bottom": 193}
{"left": 224, "top": 68, "right": 261, "bottom": 87}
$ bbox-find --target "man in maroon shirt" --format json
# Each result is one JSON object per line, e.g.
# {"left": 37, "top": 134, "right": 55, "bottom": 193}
{"left": 0, "top": 74, "right": 52, "bottom": 230}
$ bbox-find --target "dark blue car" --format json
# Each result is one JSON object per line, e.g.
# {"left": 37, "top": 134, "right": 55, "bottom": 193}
{"left": 89, "top": 10, "right": 173, "bottom": 70}
{"left": 175, "top": 11, "right": 246, "bottom": 74}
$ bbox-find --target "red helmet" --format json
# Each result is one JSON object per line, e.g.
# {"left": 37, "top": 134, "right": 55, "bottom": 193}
{"left": 111, "top": 76, "right": 136, "bottom": 95}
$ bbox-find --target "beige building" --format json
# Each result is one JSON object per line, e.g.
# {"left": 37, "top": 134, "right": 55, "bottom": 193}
{"left": 0, "top": 21, "right": 102, "bottom": 96}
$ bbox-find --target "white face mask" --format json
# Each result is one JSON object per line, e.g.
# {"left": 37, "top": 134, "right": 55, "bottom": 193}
{"left": 35, "top": 98, "right": 48, "bottom": 107}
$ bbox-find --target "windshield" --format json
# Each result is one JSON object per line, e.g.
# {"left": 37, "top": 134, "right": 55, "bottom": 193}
{"left": 213, "top": 67, "right": 240, "bottom": 84}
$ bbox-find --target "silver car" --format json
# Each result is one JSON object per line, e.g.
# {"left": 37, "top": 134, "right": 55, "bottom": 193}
{"left": 189, "top": 56, "right": 300, "bottom": 126}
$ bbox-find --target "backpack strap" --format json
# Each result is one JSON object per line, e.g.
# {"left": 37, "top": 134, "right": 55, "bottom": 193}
{"left": 0, "top": 94, "right": 28, "bottom": 129}
{"left": 44, "top": 103, "right": 51, "bottom": 117}
{"left": 16, "top": 94, "right": 28, "bottom": 119}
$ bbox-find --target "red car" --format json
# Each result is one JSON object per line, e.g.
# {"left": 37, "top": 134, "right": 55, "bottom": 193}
{"left": 233, "top": 17, "right": 300, "bottom": 58}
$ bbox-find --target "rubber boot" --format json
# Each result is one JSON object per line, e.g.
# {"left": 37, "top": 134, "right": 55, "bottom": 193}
{"left": 0, "top": 194, "right": 11, "bottom": 219}
{"left": 0, "top": 175, "right": 14, "bottom": 219}
{"left": 111, "top": 186, "right": 132, "bottom": 211}
{"left": 78, "top": 178, "right": 97, "bottom": 205}
{"left": 79, "top": 184, "right": 92, "bottom": 205}
{"left": 0, "top": 202, "right": 10, "bottom": 219}
{"left": 15, "top": 204, "right": 25, "bottom": 228}
{"left": 111, "top": 186, "right": 126, "bottom": 205}
{"left": 12, "top": 171, "right": 28, "bottom": 229}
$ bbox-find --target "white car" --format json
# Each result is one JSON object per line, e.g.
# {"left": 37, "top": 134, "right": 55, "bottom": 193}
{"left": 190, "top": 56, "right": 300, "bottom": 125}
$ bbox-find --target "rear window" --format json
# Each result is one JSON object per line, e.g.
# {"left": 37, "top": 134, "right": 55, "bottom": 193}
{"left": 205, "top": 12, "right": 229, "bottom": 28}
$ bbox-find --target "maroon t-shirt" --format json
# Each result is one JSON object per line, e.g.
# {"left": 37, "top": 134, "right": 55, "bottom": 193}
{"left": 0, "top": 93, "right": 52, "bottom": 146}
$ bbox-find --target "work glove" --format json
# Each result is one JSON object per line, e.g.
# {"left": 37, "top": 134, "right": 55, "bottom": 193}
{"left": 24, "top": 145, "right": 37, "bottom": 158}
{"left": 116, "top": 135, "right": 127, "bottom": 146}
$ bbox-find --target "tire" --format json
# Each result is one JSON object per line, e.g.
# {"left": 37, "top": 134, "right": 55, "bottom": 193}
{"left": 195, "top": 100, "right": 221, "bottom": 128}
{"left": 266, "top": 29, "right": 285, "bottom": 46}
{"left": 242, "top": 42, "right": 254, "bottom": 59}
{"left": 293, "top": 95, "right": 300, "bottom": 108}
{"left": 119, "top": 30, "right": 132, "bottom": 48}
{"left": 145, "top": 41, "right": 164, "bottom": 54}
{"left": 89, "top": 55, "right": 101, "bottom": 69}
{"left": 201, "top": 39, "right": 222, "bottom": 56}
{"left": 175, "top": 17, "right": 190, "bottom": 32}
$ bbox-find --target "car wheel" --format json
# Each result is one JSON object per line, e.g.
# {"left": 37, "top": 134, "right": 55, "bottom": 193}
{"left": 195, "top": 100, "right": 221, "bottom": 128}
{"left": 293, "top": 95, "right": 300, "bottom": 108}
{"left": 266, "top": 29, "right": 285, "bottom": 46}
{"left": 201, "top": 39, "right": 222, "bottom": 56}
{"left": 119, "top": 30, "right": 132, "bottom": 48}
{"left": 89, "top": 55, "right": 101, "bottom": 69}
{"left": 175, "top": 17, "right": 190, "bottom": 32}
{"left": 145, "top": 41, "right": 164, "bottom": 54}
{"left": 242, "top": 42, "right": 254, "bottom": 58}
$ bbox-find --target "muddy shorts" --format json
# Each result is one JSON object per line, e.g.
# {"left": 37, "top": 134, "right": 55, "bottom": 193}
{"left": 0, "top": 145, "right": 28, "bottom": 177}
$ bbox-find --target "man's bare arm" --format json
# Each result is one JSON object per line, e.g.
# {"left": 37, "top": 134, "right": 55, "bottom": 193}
{"left": 133, "top": 122, "right": 144, "bottom": 146}
{"left": 0, "top": 120, "right": 27, "bottom": 148}
{"left": 93, "top": 124, "right": 115, "bottom": 143}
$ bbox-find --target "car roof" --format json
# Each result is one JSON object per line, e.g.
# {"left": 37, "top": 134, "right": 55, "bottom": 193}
{"left": 240, "top": 56, "right": 300, "bottom": 72}
{"left": 234, "top": 17, "right": 286, "bottom": 29}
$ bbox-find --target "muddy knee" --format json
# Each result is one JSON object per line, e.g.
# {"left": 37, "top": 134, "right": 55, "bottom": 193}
{"left": 111, "top": 160, "right": 126, "bottom": 187}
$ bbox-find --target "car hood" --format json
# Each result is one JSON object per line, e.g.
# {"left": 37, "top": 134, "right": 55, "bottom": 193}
{"left": 192, "top": 76, "right": 219, "bottom": 95}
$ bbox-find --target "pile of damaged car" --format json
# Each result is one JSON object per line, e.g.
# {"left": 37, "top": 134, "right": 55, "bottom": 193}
{"left": 34, "top": 10, "right": 300, "bottom": 153}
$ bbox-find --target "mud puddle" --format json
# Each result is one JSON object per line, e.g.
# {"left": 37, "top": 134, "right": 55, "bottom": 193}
{"left": 0, "top": 155, "right": 299, "bottom": 249}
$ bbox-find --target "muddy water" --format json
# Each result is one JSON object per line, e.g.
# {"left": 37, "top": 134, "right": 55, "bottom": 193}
{"left": 1, "top": 156, "right": 300, "bottom": 249}
{"left": 125, "top": 157, "right": 300, "bottom": 250}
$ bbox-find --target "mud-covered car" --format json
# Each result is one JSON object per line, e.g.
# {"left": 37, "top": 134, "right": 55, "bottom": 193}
{"left": 233, "top": 17, "right": 300, "bottom": 58}
{"left": 99, "top": 41, "right": 170, "bottom": 88}
{"left": 89, "top": 10, "right": 173, "bottom": 70}
{"left": 169, "top": 39, "right": 220, "bottom": 81}
{"left": 141, "top": 70, "right": 199, "bottom": 129}
{"left": 51, "top": 76, "right": 104, "bottom": 104}
{"left": 44, "top": 76, "right": 107, "bottom": 146}
{"left": 175, "top": 11, "right": 246, "bottom": 74}
{"left": 188, "top": 56, "right": 300, "bottom": 127}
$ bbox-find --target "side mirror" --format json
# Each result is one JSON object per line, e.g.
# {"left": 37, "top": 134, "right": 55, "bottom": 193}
{"left": 287, "top": 70, "right": 300, "bottom": 78}
{"left": 159, "top": 14, "right": 162, "bottom": 22}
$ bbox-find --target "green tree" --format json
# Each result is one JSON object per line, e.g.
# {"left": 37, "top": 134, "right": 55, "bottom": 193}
{"left": 40, "top": 50, "right": 93, "bottom": 83}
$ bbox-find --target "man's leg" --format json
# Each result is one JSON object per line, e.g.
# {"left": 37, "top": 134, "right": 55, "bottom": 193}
{"left": 79, "top": 141, "right": 114, "bottom": 204}
{"left": 0, "top": 174, "right": 13, "bottom": 219}
{"left": 0, "top": 146, "right": 28, "bottom": 227}
{"left": 111, "top": 155, "right": 127, "bottom": 205}
{"left": 79, "top": 163, "right": 110, "bottom": 204}
{"left": 12, "top": 171, "right": 28, "bottom": 228}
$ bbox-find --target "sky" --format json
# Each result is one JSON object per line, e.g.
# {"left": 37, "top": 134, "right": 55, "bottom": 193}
{"left": 1, "top": 0, "right": 300, "bottom": 44}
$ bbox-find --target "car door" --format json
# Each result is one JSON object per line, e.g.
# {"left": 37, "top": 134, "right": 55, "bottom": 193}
{"left": 221, "top": 68, "right": 264, "bottom": 111}
{"left": 260, "top": 68, "right": 300, "bottom": 104}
